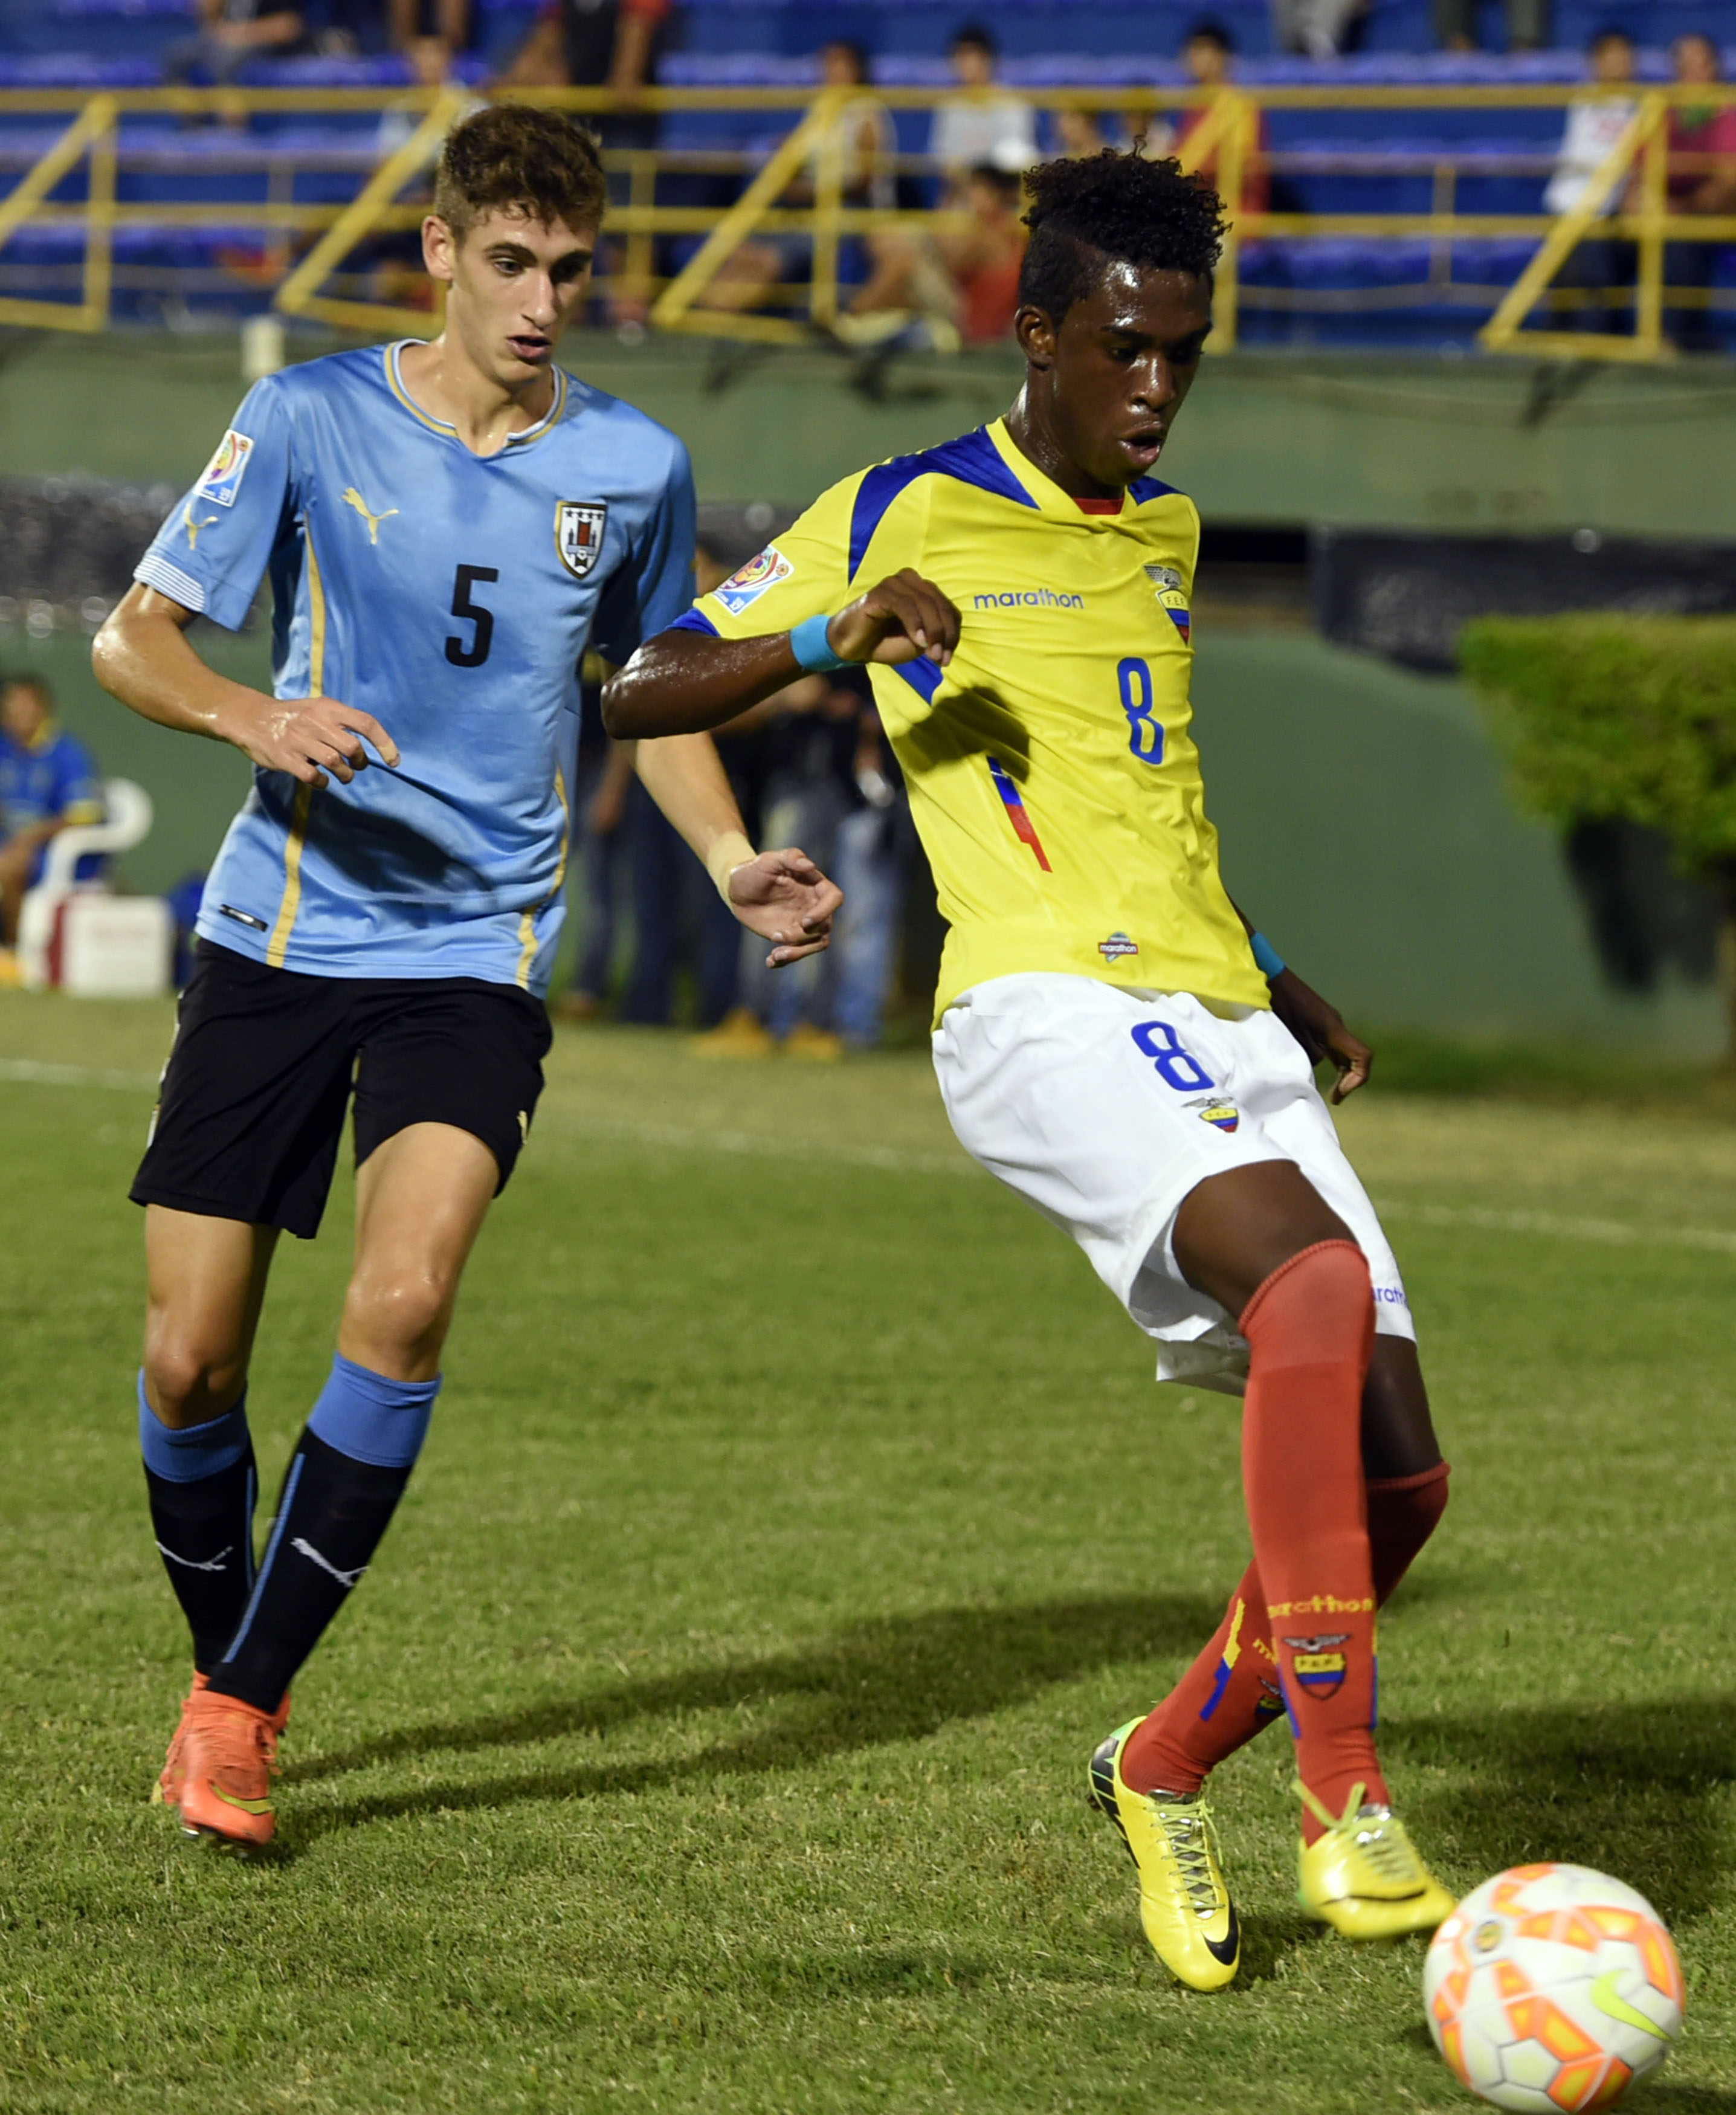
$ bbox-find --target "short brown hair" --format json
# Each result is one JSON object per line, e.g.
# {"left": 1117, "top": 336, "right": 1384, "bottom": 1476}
{"left": 433, "top": 103, "right": 607, "bottom": 242}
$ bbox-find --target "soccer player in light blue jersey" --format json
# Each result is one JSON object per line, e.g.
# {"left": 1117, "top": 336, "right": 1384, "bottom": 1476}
{"left": 92, "top": 105, "right": 841, "bottom": 1850}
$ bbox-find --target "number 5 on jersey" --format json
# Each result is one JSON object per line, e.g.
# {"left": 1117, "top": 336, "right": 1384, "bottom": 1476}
{"left": 447, "top": 564, "right": 498, "bottom": 668}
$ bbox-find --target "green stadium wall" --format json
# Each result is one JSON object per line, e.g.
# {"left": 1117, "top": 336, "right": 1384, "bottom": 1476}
{"left": 2, "top": 331, "right": 1728, "bottom": 1054}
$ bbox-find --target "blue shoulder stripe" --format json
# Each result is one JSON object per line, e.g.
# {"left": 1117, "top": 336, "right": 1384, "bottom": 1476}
{"left": 668, "top": 608, "right": 719, "bottom": 636}
{"left": 1128, "top": 474, "right": 1181, "bottom": 503}
{"left": 848, "top": 428, "right": 1036, "bottom": 580}
{"left": 890, "top": 656, "right": 943, "bottom": 704}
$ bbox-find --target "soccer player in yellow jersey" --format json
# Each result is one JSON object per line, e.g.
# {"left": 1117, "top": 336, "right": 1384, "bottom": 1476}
{"left": 605, "top": 150, "right": 1454, "bottom": 1988}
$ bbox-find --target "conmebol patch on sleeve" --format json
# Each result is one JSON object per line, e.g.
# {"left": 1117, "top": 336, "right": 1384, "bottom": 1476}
{"left": 195, "top": 429, "right": 254, "bottom": 507}
{"left": 716, "top": 546, "right": 792, "bottom": 614}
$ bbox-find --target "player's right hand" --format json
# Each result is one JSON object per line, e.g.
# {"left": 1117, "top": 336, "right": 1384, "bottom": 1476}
{"left": 827, "top": 569, "right": 961, "bottom": 669}
{"left": 240, "top": 696, "right": 401, "bottom": 788}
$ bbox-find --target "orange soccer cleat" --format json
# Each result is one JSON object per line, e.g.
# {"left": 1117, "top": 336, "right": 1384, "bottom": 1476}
{"left": 155, "top": 1675, "right": 289, "bottom": 1848}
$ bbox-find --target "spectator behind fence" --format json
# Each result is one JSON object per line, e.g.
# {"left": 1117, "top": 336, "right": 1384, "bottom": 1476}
{"left": 610, "top": 540, "right": 772, "bottom": 1028}
{"left": 387, "top": 0, "right": 471, "bottom": 59}
{"left": 0, "top": 675, "right": 105, "bottom": 947}
{"left": 930, "top": 25, "right": 1037, "bottom": 186}
{"left": 836, "top": 162, "right": 1026, "bottom": 350}
{"left": 696, "top": 672, "right": 906, "bottom": 1059}
{"left": 1665, "top": 32, "right": 1736, "bottom": 350}
{"left": 696, "top": 42, "right": 894, "bottom": 318}
{"left": 1056, "top": 107, "right": 1118, "bottom": 158}
{"left": 1434, "top": 0, "right": 1549, "bottom": 53}
{"left": 1544, "top": 29, "right": 1639, "bottom": 333}
{"left": 1271, "top": 0, "right": 1366, "bottom": 62}
{"left": 163, "top": 0, "right": 309, "bottom": 98}
{"left": 501, "top": 0, "right": 672, "bottom": 144}
{"left": 1166, "top": 22, "right": 1270, "bottom": 217}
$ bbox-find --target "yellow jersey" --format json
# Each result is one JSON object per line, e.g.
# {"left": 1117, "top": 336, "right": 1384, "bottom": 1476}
{"left": 681, "top": 417, "right": 1268, "bottom": 1023}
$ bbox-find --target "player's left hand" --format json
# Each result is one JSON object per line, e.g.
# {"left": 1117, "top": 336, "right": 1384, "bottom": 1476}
{"left": 726, "top": 847, "right": 844, "bottom": 967}
{"left": 1267, "top": 967, "right": 1372, "bottom": 1104}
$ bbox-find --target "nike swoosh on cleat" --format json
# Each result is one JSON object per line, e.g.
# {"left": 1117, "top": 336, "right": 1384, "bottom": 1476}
{"left": 1590, "top": 1971, "right": 1670, "bottom": 2042}
{"left": 1204, "top": 1905, "right": 1239, "bottom": 1965}
{"left": 208, "top": 1783, "right": 274, "bottom": 1815}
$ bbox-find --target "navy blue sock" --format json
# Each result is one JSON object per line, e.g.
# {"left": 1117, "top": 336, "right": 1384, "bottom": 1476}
{"left": 209, "top": 1355, "right": 439, "bottom": 1713}
{"left": 139, "top": 1375, "right": 257, "bottom": 1674}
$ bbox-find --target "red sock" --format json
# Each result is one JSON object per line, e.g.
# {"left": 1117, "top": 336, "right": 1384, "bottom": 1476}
{"left": 1121, "top": 1461, "right": 1450, "bottom": 1800}
{"left": 1241, "top": 1241, "right": 1383, "bottom": 1836}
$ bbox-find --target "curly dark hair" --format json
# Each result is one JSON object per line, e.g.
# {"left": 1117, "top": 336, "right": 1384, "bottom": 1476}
{"left": 433, "top": 103, "right": 608, "bottom": 242}
{"left": 1018, "top": 150, "right": 1228, "bottom": 321}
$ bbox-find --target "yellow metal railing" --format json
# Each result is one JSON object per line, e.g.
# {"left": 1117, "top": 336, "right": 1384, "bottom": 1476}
{"left": 0, "top": 83, "right": 1732, "bottom": 358}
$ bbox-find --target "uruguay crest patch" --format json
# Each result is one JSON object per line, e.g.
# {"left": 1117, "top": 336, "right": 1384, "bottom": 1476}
{"left": 555, "top": 500, "right": 608, "bottom": 580}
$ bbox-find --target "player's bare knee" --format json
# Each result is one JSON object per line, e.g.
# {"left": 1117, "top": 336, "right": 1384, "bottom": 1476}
{"left": 142, "top": 1316, "right": 249, "bottom": 1427}
{"left": 342, "top": 1265, "right": 453, "bottom": 1369}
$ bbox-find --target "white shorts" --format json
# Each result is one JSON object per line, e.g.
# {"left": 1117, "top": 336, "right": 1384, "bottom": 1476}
{"left": 932, "top": 974, "right": 1415, "bottom": 1395}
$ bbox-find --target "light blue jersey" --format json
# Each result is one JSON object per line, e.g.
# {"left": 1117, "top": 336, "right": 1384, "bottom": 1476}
{"left": 136, "top": 342, "right": 695, "bottom": 995}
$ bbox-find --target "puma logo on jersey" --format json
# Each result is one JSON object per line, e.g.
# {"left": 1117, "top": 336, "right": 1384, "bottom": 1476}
{"left": 182, "top": 508, "right": 220, "bottom": 551}
{"left": 343, "top": 486, "right": 399, "bottom": 544}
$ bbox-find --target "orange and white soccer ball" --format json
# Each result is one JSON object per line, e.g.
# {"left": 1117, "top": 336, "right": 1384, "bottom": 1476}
{"left": 1424, "top": 1865, "right": 1684, "bottom": 2111}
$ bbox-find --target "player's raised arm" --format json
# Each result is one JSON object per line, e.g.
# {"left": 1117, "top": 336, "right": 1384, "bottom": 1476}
{"left": 94, "top": 584, "right": 398, "bottom": 788}
{"left": 601, "top": 568, "right": 963, "bottom": 740}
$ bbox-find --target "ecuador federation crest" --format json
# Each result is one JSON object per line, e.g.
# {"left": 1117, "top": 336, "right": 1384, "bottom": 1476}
{"left": 555, "top": 500, "right": 608, "bottom": 580}
{"left": 1144, "top": 560, "right": 1192, "bottom": 643}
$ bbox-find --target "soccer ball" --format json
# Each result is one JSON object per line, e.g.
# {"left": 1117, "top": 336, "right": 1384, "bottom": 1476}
{"left": 1423, "top": 1864, "right": 1684, "bottom": 2111}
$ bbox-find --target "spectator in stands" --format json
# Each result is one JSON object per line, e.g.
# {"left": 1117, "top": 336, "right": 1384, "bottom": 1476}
{"left": 0, "top": 676, "right": 103, "bottom": 946}
{"left": 1163, "top": 22, "right": 1270, "bottom": 218}
{"left": 695, "top": 42, "right": 895, "bottom": 317}
{"left": 697, "top": 673, "right": 893, "bottom": 1059}
{"left": 1435, "top": 0, "right": 1549, "bottom": 53}
{"left": 836, "top": 162, "right": 1025, "bottom": 350}
{"left": 557, "top": 660, "right": 633, "bottom": 1021}
{"left": 1545, "top": 28, "right": 1639, "bottom": 333}
{"left": 615, "top": 541, "right": 766, "bottom": 1028}
{"left": 930, "top": 25, "right": 1037, "bottom": 185}
{"left": 163, "top": 0, "right": 309, "bottom": 97}
{"left": 501, "top": 0, "right": 672, "bottom": 144}
{"left": 1665, "top": 31, "right": 1736, "bottom": 350}
{"left": 1055, "top": 108, "right": 1117, "bottom": 158}
{"left": 388, "top": 0, "right": 470, "bottom": 59}
{"left": 1271, "top": 0, "right": 1366, "bottom": 61}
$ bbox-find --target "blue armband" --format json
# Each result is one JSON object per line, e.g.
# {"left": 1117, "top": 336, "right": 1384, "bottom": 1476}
{"left": 789, "top": 612, "right": 850, "bottom": 674}
{"left": 1250, "top": 931, "right": 1287, "bottom": 980}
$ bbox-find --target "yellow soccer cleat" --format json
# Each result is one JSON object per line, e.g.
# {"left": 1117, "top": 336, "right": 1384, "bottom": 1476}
{"left": 1296, "top": 1780, "right": 1456, "bottom": 1939}
{"left": 1088, "top": 1718, "right": 1241, "bottom": 1991}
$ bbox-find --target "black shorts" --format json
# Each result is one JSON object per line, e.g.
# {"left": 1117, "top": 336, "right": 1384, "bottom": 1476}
{"left": 131, "top": 940, "right": 552, "bottom": 1239}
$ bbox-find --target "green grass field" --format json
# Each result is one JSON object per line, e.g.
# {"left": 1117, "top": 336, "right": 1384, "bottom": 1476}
{"left": 2, "top": 990, "right": 1734, "bottom": 2115}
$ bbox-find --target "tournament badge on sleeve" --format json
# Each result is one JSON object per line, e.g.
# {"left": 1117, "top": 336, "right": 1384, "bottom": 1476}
{"left": 195, "top": 430, "right": 254, "bottom": 508}
{"left": 555, "top": 501, "right": 608, "bottom": 580}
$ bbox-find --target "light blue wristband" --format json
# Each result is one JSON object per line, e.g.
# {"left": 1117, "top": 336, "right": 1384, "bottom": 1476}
{"left": 790, "top": 612, "right": 851, "bottom": 674}
{"left": 1250, "top": 930, "right": 1287, "bottom": 980}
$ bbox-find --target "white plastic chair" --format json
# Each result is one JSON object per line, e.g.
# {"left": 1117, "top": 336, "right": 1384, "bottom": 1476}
{"left": 18, "top": 778, "right": 166, "bottom": 992}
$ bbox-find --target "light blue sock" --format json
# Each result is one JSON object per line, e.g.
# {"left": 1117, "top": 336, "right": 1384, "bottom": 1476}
{"left": 306, "top": 1352, "right": 440, "bottom": 1468}
{"left": 137, "top": 1373, "right": 251, "bottom": 1481}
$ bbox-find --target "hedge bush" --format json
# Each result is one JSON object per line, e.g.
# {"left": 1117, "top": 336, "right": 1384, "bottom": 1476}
{"left": 1461, "top": 614, "right": 1736, "bottom": 875}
